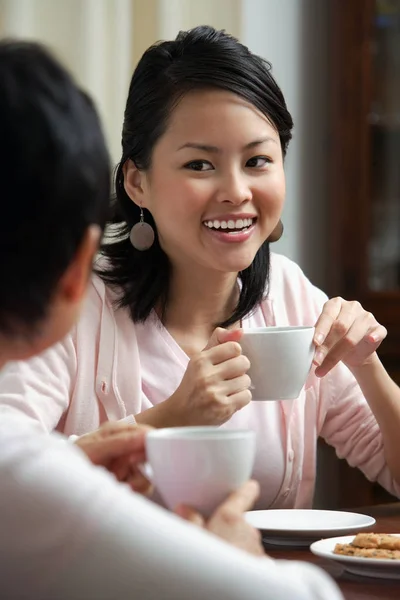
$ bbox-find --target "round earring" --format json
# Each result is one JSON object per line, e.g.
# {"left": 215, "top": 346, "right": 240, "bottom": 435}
{"left": 129, "top": 207, "right": 155, "bottom": 251}
{"left": 267, "top": 220, "right": 284, "bottom": 243}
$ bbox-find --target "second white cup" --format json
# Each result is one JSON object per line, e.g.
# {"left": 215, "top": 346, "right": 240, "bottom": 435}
{"left": 146, "top": 426, "right": 256, "bottom": 517}
{"left": 240, "top": 326, "right": 315, "bottom": 401}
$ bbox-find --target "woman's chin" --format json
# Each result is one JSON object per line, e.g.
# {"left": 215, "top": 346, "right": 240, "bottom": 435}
{"left": 212, "top": 257, "right": 256, "bottom": 274}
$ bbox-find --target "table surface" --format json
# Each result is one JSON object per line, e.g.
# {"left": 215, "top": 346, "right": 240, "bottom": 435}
{"left": 266, "top": 503, "right": 400, "bottom": 600}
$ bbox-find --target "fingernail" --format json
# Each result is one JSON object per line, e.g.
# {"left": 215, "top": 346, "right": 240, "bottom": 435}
{"left": 314, "top": 350, "right": 325, "bottom": 366}
{"left": 314, "top": 365, "right": 324, "bottom": 378}
{"left": 314, "top": 333, "right": 325, "bottom": 345}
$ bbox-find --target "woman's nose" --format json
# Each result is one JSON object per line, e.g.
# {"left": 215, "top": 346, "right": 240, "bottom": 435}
{"left": 216, "top": 173, "right": 252, "bottom": 205}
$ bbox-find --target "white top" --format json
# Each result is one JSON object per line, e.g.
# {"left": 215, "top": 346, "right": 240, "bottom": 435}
{"left": 0, "top": 415, "right": 343, "bottom": 600}
{"left": 136, "top": 308, "right": 285, "bottom": 508}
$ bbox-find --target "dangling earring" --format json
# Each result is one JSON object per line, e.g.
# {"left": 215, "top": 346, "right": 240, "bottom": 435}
{"left": 129, "top": 207, "right": 155, "bottom": 251}
{"left": 267, "top": 220, "right": 284, "bottom": 243}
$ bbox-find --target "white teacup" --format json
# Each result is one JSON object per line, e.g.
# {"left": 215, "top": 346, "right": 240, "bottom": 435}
{"left": 146, "top": 427, "right": 256, "bottom": 517}
{"left": 240, "top": 326, "right": 315, "bottom": 401}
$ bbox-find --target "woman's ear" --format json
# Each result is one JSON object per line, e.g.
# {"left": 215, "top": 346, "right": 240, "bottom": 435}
{"left": 123, "top": 159, "right": 146, "bottom": 207}
{"left": 267, "top": 220, "right": 284, "bottom": 243}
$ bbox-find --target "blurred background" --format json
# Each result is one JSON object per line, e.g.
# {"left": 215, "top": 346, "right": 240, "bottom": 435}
{"left": 0, "top": 0, "right": 399, "bottom": 509}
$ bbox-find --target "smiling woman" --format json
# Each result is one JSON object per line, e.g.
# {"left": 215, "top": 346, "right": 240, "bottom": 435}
{"left": 122, "top": 88, "right": 285, "bottom": 293}
{"left": 106, "top": 25, "right": 292, "bottom": 330}
{"left": 1, "top": 26, "right": 400, "bottom": 517}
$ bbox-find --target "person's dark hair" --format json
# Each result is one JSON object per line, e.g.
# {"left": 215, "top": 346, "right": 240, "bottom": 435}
{"left": 0, "top": 40, "right": 110, "bottom": 337}
{"left": 98, "top": 25, "right": 293, "bottom": 327}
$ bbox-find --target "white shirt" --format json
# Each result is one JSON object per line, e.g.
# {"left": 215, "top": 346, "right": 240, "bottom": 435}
{"left": 0, "top": 415, "right": 343, "bottom": 600}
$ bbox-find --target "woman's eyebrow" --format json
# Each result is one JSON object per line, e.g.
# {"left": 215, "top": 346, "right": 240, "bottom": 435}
{"left": 177, "top": 137, "right": 277, "bottom": 153}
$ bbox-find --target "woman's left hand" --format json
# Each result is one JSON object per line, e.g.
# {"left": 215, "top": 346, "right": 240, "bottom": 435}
{"left": 313, "top": 297, "right": 387, "bottom": 377}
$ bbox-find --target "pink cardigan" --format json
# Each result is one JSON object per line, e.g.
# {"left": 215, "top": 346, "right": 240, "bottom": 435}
{"left": 0, "top": 253, "right": 399, "bottom": 507}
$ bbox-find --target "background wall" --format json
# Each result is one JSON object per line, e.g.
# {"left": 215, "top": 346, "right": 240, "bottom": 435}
{"left": 0, "top": 0, "right": 134, "bottom": 162}
{"left": 242, "top": 0, "right": 330, "bottom": 289}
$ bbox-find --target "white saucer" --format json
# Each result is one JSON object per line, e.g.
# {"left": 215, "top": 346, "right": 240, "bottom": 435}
{"left": 310, "top": 534, "right": 400, "bottom": 580}
{"left": 245, "top": 509, "right": 375, "bottom": 546}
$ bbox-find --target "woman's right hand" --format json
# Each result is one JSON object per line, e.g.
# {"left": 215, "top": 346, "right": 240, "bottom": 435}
{"left": 167, "top": 327, "right": 252, "bottom": 426}
{"left": 175, "top": 480, "right": 265, "bottom": 557}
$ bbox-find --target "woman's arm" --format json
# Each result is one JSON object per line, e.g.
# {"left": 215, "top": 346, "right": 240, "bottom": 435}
{"left": 350, "top": 355, "right": 400, "bottom": 484}
{"left": 319, "top": 360, "right": 400, "bottom": 499}
{"left": 313, "top": 296, "right": 400, "bottom": 487}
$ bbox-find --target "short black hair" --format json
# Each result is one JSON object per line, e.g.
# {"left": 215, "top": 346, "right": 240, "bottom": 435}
{"left": 98, "top": 26, "right": 293, "bottom": 327}
{"left": 0, "top": 40, "right": 110, "bottom": 337}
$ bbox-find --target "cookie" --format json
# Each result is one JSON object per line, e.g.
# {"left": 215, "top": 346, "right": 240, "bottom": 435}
{"left": 333, "top": 542, "right": 400, "bottom": 560}
{"left": 352, "top": 533, "right": 400, "bottom": 551}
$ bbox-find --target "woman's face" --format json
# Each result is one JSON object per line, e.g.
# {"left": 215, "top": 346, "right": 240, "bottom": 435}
{"left": 127, "top": 89, "right": 286, "bottom": 275}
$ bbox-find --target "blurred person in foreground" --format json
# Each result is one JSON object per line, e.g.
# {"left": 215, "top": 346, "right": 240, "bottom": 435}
{"left": 0, "top": 40, "right": 342, "bottom": 600}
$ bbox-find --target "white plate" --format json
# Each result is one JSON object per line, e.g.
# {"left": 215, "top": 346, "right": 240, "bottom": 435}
{"left": 310, "top": 534, "right": 400, "bottom": 580}
{"left": 245, "top": 509, "right": 375, "bottom": 546}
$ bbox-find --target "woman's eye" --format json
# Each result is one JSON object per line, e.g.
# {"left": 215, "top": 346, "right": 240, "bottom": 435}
{"left": 184, "top": 160, "right": 214, "bottom": 171}
{"left": 246, "top": 156, "right": 271, "bottom": 168}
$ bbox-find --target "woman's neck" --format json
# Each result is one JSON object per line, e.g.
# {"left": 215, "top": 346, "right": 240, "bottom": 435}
{"left": 161, "top": 266, "right": 239, "bottom": 354}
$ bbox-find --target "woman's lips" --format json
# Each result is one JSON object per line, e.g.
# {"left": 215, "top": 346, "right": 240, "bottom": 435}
{"left": 202, "top": 221, "right": 256, "bottom": 243}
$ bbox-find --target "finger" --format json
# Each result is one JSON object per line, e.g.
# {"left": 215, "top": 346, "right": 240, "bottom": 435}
{"left": 313, "top": 316, "right": 354, "bottom": 367}
{"left": 205, "top": 341, "right": 244, "bottom": 366}
{"left": 76, "top": 422, "right": 142, "bottom": 448}
{"left": 204, "top": 327, "right": 243, "bottom": 351}
{"left": 315, "top": 319, "right": 378, "bottom": 376}
{"left": 126, "top": 470, "right": 153, "bottom": 496}
{"left": 314, "top": 306, "right": 384, "bottom": 371}
{"left": 220, "top": 374, "right": 252, "bottom": 397}
{"left": 98, "top": 422, "right": 152, "bottom": 438}
{"left": 175, "top": 504, "right": 205, "bottom": 527}
{"left": 228, "top": 389, "right": 252, "bottom": 411}
{"left": 110, "top": 451, "right": 149, "bottom": 482}
{"left": 89, "top": 430, "right": 148, "bottom": 465}
{"left": 215, "top": 354, "right": 250, "bottom": 379}
{"left": 216, "top": 480, "right": 260, "bottom": 516}
{"left": 313, "top": 302, "right": 362, "bottom": 367}
{"left": 110, "top": 455, "right": 132, "bottom": 481}
{"left": 366, "top": 324, "right": 387, "bottom": 345}
{"left": 313, "top": 297, "right": 343, "bottom": 346}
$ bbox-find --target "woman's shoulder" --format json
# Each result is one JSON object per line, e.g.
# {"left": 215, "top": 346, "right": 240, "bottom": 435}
{"left": 269, "top": 251, "right": 307, "bottom": 281}
{"left": 267, "top": 252, "right": 328, "bottom": 321}
{"left": 269, "top": 252, "right": 325, "bottom": 296}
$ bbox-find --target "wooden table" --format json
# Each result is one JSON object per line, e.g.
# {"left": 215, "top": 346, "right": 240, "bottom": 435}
{"left": 266, "top": 504, "right": 400, "bottom": 599}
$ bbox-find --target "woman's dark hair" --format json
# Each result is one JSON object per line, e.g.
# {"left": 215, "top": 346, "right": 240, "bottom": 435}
{"left": 98, "top": 25, "right": 293, "bottom": 327}
{"left": 0, "top": 40, "right": 110, "bottom": 337}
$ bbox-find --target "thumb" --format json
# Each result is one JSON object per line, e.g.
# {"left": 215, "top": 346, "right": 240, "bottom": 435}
{"left": 204, "top": 327, "right": 243, "bottom": 351}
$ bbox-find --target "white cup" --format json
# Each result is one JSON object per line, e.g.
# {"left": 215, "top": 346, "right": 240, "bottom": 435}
{"left": 145, "top": 426, "right": 256, "bottom": 517}
{"left": 240, "top": 326, "right": 315, "bottom": 401}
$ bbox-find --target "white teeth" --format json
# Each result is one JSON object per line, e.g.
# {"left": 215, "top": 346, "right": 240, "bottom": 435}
{"left": 203, "top": 218, "right": 254, "bottom": 230}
